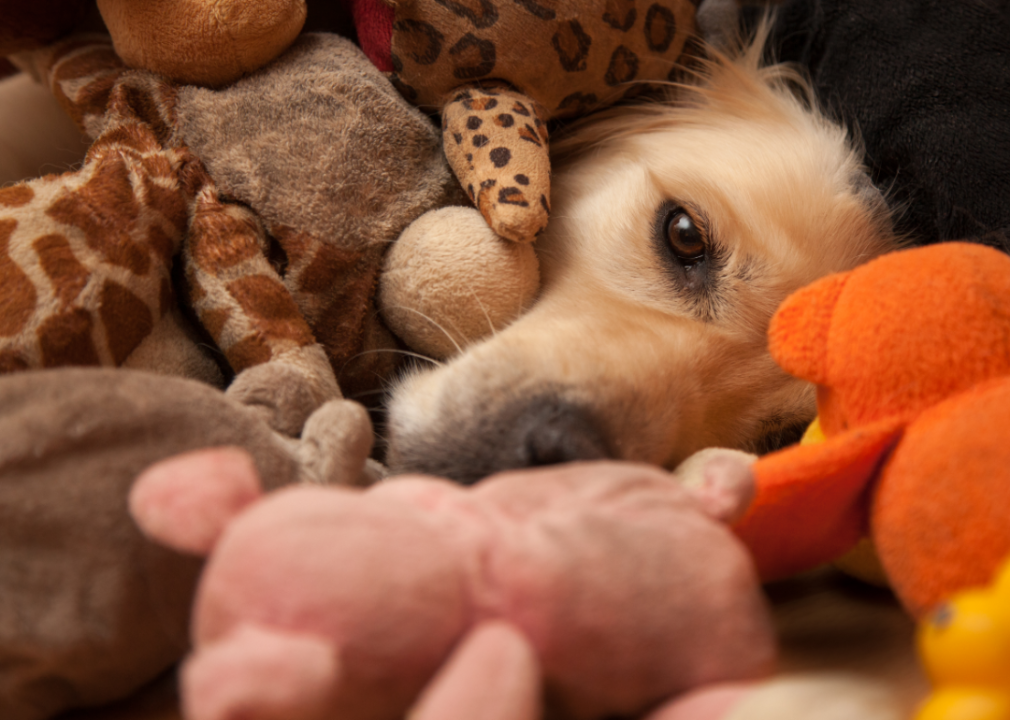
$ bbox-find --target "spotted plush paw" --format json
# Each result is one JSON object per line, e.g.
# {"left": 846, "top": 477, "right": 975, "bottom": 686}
{"left": 442, "top": 85, "right": 550, "bottom": 243}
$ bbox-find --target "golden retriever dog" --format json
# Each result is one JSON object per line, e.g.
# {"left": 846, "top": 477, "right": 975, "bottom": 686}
{"left": 384, "top": 35, "right": 899, "bottom": 484}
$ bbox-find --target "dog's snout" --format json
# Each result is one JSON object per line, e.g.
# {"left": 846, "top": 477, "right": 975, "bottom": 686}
{"left": 514, "top": 398, "right": 610, "bottom": 469}
{"left": 388, "top": 394, "right": 610, "bottom": 485}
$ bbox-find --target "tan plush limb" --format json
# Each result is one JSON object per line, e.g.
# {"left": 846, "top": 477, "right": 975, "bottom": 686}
{"left": 442, "top": 85, "right": 550, "bottom": 243}
{"left": 12, "top": 35, "right": 127, "bottom": 141}
{"left": 183, "top": 171, "right": 340, "bottom": 434}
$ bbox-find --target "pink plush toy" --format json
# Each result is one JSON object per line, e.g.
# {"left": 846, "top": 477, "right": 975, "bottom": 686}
{"left": 130, "top": 452, "right": 776, "bottom": 720}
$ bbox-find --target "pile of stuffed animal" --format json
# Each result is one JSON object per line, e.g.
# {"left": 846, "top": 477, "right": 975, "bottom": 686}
{"left": 2, "top": 0, "right": 1010, "bottom": 719}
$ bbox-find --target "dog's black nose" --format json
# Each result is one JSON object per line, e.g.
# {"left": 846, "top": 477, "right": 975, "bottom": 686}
{"left": 512, "top": 398, "right": 610, "bottom": 469}
{"left": 388, "top": 394, "right": 611, "bottom": 485}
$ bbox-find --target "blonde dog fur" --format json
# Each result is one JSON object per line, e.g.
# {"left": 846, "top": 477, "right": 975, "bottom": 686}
{"left": 385, "top": 36, "right": 899, "bottom": 483}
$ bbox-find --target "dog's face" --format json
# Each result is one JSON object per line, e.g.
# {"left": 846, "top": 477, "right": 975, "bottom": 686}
{"left": 386, "top": 57, "right": 898, "bottom": 484}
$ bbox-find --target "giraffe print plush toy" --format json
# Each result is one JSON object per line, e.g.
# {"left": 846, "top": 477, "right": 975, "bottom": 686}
{"left": 0, "top": 33, "right": 469, "bottom": 435}
{"left": 69, "top": 0, "right": 708, "bottom": 244}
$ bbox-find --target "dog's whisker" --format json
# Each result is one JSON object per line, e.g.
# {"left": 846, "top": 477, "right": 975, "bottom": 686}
{"left": 383, "top": 21, "right": 900, "bottom": 484}
{"left": 464, "top": 284, "right": 498, "bottom": 338}
{"left": 384, "top": 304, "right": 465, "bottom": 357}
{"left": 343, "top": 347, "right": 445, "bottom": 368}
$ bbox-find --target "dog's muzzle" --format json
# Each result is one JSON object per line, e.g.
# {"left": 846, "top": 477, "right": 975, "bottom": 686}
{"left": 387, "top": 394, "right": 611, "bottom": 485}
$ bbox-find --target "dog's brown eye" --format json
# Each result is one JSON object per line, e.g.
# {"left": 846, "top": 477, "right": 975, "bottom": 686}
{"left": 665, "top": 210, "right": 706, "bottom": 264}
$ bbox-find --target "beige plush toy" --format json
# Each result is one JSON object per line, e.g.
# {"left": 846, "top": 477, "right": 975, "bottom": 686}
{"left": 379, "top": 206, "right": 540, "bottom": 359}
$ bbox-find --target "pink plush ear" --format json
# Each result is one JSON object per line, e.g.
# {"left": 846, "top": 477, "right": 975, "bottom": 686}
{"left": 129, "top": 447, "right": 263, "bottom": 556}
{"left": 182, "top": 623, "right": 339, "bottom": 720}
{"left": 768, "top": 271, "right": 850, "bottom": 386}
{"left": 410, "top": 622, "right": 540, "bottom": 720}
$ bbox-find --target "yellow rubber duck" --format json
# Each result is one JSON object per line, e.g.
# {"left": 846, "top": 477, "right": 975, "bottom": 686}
{"left": 915, "top": 556, "right": 1010, "bottom": 720}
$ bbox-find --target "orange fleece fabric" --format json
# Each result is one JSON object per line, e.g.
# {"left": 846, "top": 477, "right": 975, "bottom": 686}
{"left": 734, "top": 242, "right": 1010, "bottom": 617}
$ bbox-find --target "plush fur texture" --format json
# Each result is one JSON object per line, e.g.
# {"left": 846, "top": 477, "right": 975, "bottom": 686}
{"left": 130, "top": 454, "right": 775, "bottom": 720}
{"left": 385, "top": 37, "right": 899, "bottom": 483}
{"left": 379, "top": 206, "right": 540, "bottom": 360}
{"left": 96, "top": 0, "right": 307, "bottom": 87}
{"left": 0, "top": 368, "right": 374, "bottom": 720}
{"left": 748, "top": 0, "right": 1010, "bottom": 249}
{"left": 3, "top": 33, "right": 464, "bottom": 433}
{"left": 176, "top": 33, "right": 465, "bottom": 399}
{"left": 357, "top": 0, "right": 705, "bottom": 242}
{"left": 729, "top": 242, "right": 1010, "bottom": 619}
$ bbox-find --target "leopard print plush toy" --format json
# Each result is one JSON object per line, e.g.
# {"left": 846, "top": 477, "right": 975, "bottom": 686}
{"left": 355, "top": 0, "right": 705, "bottom": 242}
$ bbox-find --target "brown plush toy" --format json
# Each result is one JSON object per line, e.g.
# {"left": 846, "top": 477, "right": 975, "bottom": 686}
{"left": 1, "top": 33, "right": 513, "bottom": 435}
{"left": 0, "top": 366, "right": 376, "bottom": 720}
{"left": 81, "top": 0, "right": 708, "bottom": 243}
{"left": 95, "top": 0, "right": 309, "bottom": 87}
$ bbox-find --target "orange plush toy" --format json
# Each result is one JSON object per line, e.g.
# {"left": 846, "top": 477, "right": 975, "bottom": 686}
{"left": 720, "top": 242, "right": 1010, "bottom": 618}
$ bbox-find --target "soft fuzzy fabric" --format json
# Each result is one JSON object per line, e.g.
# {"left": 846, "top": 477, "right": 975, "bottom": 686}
{"left": 3, "top": 33, "right": 465, "bottom": 424}
{"left": 0, "top": 366, "right": 377, "bottom": 720}
{"left": 96, "top": 0, "right": 307, "bottom": 87}
{"left": 0, "top": 369, "right": 298, "bottom": 720}
{"left": 749, "top": 0, "right": 1010, "bottom": 249}
{"left": 732, "top": 243, "right": 1010, "bottom": 617}
{"left": 175, "top": 33, "right": 466, "bottom": 398}
{"left": 131, "top": 455, "right": 775, "bottom": 720}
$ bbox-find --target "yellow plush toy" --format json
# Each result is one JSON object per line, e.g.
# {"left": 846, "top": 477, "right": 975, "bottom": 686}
{"left": 916, "top": 555, "right": 1010, "bottom": 720}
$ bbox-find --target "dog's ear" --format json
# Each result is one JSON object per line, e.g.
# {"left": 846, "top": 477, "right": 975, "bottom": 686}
{"left": 767, "top": 272, "right": 851, "bottom": 387}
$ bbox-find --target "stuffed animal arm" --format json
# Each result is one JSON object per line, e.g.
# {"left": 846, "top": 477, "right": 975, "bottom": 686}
{"left": 130, "top": 451, "right": 776, "bottom": 720}
{"left": 440, "top": 84, "right": 552, "bottom": 243}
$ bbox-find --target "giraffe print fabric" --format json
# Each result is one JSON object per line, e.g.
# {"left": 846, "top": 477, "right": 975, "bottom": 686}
{"left": 0, "top": 37, "right": 340, "bottom": 431}
{"left": 1, "top": 32, "right": 465, "bottom": 433}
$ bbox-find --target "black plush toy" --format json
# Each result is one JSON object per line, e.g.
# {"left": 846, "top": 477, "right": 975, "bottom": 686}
{"left": 746, "top": 0, "right": 1010, "bottom": 250}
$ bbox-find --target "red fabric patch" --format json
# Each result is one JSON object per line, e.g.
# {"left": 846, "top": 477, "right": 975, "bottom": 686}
{"left": 352, "top": 0, "right": 395, "bottom": 72}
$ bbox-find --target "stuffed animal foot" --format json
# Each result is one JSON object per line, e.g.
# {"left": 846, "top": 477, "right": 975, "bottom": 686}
{"left": 131, "top": 452, "right": 776, "bottom": 720}
{"left": 379, "top": 206, "right": 540, "bottom": 359}
{"left": 442, "top": 85, "right": 550, "bottom": 243}
{"left": 647, "top": 674, "right": 904, "bottom": 720}
{"left": 295, "top": 397, "right": 376, "bottom": 486}
{"left": 410, "top": 622, "right": 541, "bottom": 720}
{"left": 224, "top": 346, "right": 341, "bottom": 437}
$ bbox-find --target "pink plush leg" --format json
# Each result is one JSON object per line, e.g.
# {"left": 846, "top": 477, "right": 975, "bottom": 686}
{"left": 182, "top": 623, "right": 339, "bottom": 720}
{"left": 129, "top": 447, "right": 262, "bottom": 555}
{"left": 411, "top": 621, "right": 541, "bottom": 720}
